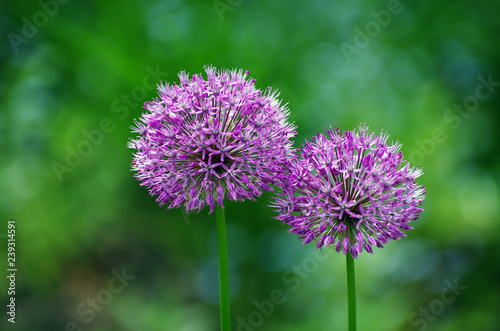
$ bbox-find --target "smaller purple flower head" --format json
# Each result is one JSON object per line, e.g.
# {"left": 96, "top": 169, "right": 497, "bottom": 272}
{"left": 271, "top": 125, "right": 425, "bottom": 258}
{"left": 128, "top": 65, "right": 296, "bottom": 213}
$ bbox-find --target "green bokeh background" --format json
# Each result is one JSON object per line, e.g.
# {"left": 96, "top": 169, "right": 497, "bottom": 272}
{"left": 1, "top": 0, "right": 500, "bottom": 330}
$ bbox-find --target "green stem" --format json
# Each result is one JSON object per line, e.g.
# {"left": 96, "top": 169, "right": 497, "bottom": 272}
{"left": 346, "top": 252, "right": 357, "bottom": 331}
{"left": 216, "top": 206, "right": 231, "bottom": 331}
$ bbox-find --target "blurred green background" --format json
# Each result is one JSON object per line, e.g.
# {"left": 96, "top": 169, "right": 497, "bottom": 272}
{"left": 1, "top": 0, "right": 500, "bottom": 330}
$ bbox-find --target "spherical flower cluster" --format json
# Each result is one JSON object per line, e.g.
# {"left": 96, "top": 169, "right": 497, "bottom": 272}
{"left": 129, "top": 66, "right": 296, "bottom": 213}
{"left": 271, "top": 125, "right": 425, "bottom": 258}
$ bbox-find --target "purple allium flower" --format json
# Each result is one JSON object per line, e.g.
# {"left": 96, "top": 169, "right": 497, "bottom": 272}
{"left": 128, "top": 65, "right": 296, "bottom": 213}
{"left": 271, "top": 125, "right": 425, "bottom": 258}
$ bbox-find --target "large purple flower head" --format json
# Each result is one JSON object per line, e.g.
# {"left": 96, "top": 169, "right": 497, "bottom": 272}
{"left": 129, "top": 65, "right": 296, "bottom": 213}
{"left": 272, "top": 125, "right": 425, "bottom": 258}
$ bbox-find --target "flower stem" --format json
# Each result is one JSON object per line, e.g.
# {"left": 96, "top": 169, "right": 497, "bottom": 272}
{"left": 216, "top": 206, "right": 231, "bottom": 331}
{"left": 346, "top": 252, "right": 357, "bottom": 331}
